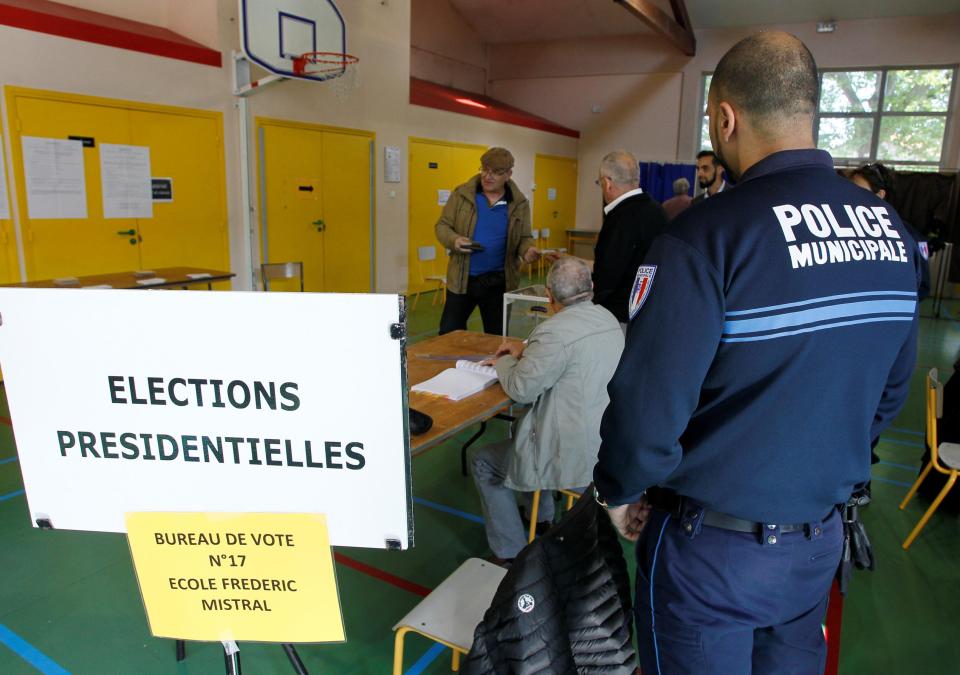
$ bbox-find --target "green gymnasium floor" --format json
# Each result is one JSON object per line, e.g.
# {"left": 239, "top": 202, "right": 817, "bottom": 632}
{"left": 0, "top": 287, "right": 958, "bottom": 674}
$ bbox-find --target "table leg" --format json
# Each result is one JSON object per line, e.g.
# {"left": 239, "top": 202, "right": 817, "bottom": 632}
{"left": 461, "top": 421, "right": 487, "bottom": 476}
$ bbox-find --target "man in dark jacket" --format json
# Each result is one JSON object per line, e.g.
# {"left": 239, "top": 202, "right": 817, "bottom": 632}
{"left": 593, "top": 150, "right": 669, "bottom": 326}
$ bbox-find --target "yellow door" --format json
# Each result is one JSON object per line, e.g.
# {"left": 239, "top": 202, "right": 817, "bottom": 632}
{"left": 408, "top": 138, "right": 485, "bottom": 295}
{"left": 0, "top": 133, "right": 18, "bottom": 283}
{"left": 6, "top": 88, "right": 230, "bottom": 283}
{"left": 533, "top": 154, "right": 578, "bottom": 250}
{"left": 258, "top": 120, "right": 374, "bottom": 293}
{"left": 7, "top": 94, "right": 141, "bottom": 279}
{"left": 260, "top": 123, "right": 326, "bottom": 292}
{"left": 321, "top": 131, "right": 373, "bottom": 293}
{"left": 130, "top": 110, "right": 230, "bottom": 285}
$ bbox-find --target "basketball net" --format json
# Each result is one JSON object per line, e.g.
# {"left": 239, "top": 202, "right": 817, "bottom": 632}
{"left": 293, "top": 52, "right": 360, "bottom": 102}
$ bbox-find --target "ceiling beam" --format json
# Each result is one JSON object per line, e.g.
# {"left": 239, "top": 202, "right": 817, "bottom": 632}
{"left": 614, "top": 0, "right": 696, "bottom": 56}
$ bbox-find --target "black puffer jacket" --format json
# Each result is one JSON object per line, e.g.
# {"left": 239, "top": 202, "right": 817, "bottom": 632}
{"left": 462, "top": 489, "right": 636, "bottom": 674}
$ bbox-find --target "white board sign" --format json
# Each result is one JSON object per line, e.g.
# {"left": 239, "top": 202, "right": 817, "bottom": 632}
{"left": 21, "top": 137, "right": 87, "bottom": 219}
{"left": 100, "top": 143, "right": 153, "bottom": 219}
{"left": 384, "top": 146, "right": 401, "bottom": 183}
{"left": 0, "top": 289, "right": 412, "bottom": 549}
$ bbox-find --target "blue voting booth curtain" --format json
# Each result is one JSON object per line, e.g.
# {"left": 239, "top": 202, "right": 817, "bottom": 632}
{"left": 639, "top": 162, "right": 697, "bottom": 203}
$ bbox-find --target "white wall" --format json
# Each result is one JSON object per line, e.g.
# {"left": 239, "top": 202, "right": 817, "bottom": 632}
{"left": 410, "top": 0, "right": 487, "bottom": 94}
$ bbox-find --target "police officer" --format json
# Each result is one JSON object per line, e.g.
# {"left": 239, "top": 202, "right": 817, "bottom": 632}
{"left": 593, "top": 32, "right": 920, "bottom": 674}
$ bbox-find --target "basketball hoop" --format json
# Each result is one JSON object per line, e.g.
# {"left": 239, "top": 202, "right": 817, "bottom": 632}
{"left": 293, "top": 51, "right": 359, "bottom": 79}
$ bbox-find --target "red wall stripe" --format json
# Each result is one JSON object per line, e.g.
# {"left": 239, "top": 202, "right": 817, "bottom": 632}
{"left": 410, "top": 77, "right": 580, "bottom": 139}
{"left": 0, "top": 0, "right": 221, "bottom": 68}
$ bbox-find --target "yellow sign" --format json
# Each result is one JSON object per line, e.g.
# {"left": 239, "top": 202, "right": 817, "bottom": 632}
{"left": 125, "top": 512, "right": 345, "bottom": 643}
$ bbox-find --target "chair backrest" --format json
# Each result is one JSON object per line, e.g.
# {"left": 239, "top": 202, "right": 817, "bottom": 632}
{"left": 927, "top": 368, "right": 942, "bottom": 454}
{"left": 261, "top": 261, "right": 304, "bottom": 292}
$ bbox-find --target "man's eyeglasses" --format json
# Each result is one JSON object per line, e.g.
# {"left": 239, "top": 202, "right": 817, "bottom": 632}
{"left": 595, "top": 176, "right": 609, "bottom": 186}
{"left": 480, "top": 166, "right": 510, "bottom": 177}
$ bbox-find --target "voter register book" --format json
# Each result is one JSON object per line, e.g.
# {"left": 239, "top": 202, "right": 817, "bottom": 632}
{"left": 412, "top": 361, "right": 499, "bottom": 401}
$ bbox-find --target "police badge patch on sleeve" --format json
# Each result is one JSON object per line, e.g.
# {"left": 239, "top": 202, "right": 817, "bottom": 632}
{"left": 919, "top": 241, "right": 929, "bottom": 260}
{"left": 628, "top": 265, "right": 657, "bottom": 320}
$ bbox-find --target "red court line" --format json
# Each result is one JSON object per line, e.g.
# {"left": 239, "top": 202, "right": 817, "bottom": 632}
{"left": 334, "top": 552, "right": 431, "bottom": 598}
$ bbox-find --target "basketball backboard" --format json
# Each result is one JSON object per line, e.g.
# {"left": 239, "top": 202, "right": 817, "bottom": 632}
{"left": 239, "top": 0, "right": 348, "bottom": 81}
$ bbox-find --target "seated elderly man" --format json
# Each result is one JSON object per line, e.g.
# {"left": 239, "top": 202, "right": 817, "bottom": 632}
{"left": 468, "top": 257, "right": 624, "bottom": 564}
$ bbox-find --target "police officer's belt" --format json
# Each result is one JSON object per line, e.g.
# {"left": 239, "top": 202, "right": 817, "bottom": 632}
{"left": 645, "top": 487, "right": 827, "bottom": 534}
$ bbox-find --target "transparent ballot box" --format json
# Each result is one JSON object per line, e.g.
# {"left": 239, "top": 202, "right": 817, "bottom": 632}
{"left": 502, "top": 284, "right": 554, "bottom": 338}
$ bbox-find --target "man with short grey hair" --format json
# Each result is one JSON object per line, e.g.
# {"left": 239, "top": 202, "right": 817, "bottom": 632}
{"left": 594, "top": 150, "right": 668, "bottom": 326}
{"left": 662, "top": 176, "right": 693, "bottom": 219}
{"left": 467, "top": 257, "right": 623, "bottom": 565}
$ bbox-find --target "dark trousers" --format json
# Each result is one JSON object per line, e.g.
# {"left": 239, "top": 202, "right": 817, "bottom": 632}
{"left": 635, "top": 507, "right": 843, "bottom": 675}
{"left": 439, "top": 272, "right": 505, "bottom": 335}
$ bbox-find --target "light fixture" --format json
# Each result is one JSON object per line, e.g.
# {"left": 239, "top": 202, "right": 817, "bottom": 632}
{"left": 455, "top": 97, "right": 488, "bottom": 109}
{"left": 816, "top": 21, "right": 836, "bottom": 33}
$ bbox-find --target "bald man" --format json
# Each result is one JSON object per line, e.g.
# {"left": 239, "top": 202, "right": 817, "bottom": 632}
{"left": 594, "top": 32, "right": 920, "bottom": 673}
{"left": 593, "top": 150, "right": 668, "bottom": 326}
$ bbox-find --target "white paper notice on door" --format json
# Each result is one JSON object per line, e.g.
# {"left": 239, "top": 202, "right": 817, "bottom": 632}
{"left": 100, "top": 143, "right": 153, "bottom": 219}
{"left": 0, "top": 145, "right": 10, "bottom": 219}
{"left": 438, "top": 189, "right": 451, "bottom": 206}
{"left": 22, "top": 137, "right": 87, "bottom": 220}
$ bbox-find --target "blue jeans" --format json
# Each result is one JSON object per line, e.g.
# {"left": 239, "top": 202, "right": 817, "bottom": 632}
{"left": 467, "top": 440, "right": 558, "bottom": 559}
{"left": 635, "top": 506, "right": 843, "bottom": 675}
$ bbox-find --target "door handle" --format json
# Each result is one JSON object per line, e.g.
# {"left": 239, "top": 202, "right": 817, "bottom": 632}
{"left": 116, "top": 229, "right": 136, "bottom": 236}
{"left": 312, "top": 219, "right": 325, "bottom": 232}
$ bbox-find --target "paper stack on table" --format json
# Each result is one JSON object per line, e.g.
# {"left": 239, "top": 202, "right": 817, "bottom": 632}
{"left": 412, "top": 360, "right": 499, "bottom": 401}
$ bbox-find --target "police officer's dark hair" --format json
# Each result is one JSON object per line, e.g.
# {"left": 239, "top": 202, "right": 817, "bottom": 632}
{"left": 850, "top": 163, "right": 895, "bottom": 201}
{"left": 710, "top": 32, "right": 819, "bottom": 137}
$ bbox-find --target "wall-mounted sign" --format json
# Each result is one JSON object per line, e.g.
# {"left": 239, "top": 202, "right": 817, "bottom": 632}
{"left": 152, "top": 177, "right": 173, "bottom": 202}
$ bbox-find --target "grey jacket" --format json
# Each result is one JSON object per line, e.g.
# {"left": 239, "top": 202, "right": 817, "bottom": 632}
{"left": 495, "top": 301, "right": 624, "bottom": 492}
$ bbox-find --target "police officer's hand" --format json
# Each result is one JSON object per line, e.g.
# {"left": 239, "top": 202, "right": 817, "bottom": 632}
{"left": 454, "top": 236, "right": 473, "bottom": 253}
{"left": 523, "top": 246, "right": 541, "bottom": 263}
{"left": 607, "top": 498, "right": 652, "bottom": 542}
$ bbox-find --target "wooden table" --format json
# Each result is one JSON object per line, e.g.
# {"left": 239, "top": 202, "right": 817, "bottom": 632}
{"left": 566, "top": 229, "right": 599, "bottom": 258}
{"left": 408, "top": 331, "right": 514, "bottom": 468}
{"left": 2, "top": 266, "right": 235, "bottom": 290}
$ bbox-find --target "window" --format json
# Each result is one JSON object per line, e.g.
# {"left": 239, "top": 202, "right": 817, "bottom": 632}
{"left": 696, "top": 67, "right": 957, "bottom": 169}
{"left": 699, "top": 74, "right": 712, "bottom": 152}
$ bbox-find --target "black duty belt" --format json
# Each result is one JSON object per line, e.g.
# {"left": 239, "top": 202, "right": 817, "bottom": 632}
{"left": 645, "top": 487, "right": 830, "bottom": 535}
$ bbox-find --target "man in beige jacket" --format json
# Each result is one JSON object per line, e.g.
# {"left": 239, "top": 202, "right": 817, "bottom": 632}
{"left": 467, "top": 257, "right": 624, "bottom": 564}
{"left": 435, "top": 147, "right": 540, "bottom": 335}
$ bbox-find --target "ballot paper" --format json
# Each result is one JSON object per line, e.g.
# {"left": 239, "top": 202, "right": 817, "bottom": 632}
{"left": 412, "top": 360, "right": 498, "bottom": 401}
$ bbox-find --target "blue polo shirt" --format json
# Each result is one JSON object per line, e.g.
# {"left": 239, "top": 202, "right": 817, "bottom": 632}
{"left": 594, "top": 149, "right": 920, "bottom": 523}
{"left": 470, "top": 189, "right": 509, "bottom": 276}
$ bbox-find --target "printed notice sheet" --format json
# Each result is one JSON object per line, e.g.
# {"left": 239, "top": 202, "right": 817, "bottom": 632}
{"left": 100, "top": 144, "right": 153, "bottom": 219}
{"left": 22, "top": 137, "right": 87, "bottom": 219}
{"left": 0, "top": 145, "right": 10, "bottom": 219}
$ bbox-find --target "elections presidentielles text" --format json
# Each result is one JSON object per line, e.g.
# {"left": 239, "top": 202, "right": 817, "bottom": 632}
{"left": 55, "top": 376, "right": 365, "bottom": 470}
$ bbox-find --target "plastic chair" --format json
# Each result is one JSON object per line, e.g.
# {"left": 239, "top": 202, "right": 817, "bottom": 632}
{"left": 536, "top": 228, "right": 567, "bottom": 278}
{"left": 520, "top": 229, "right": 540, "bottom": 281}
{"left": 261, "top": 262, "right": 304, "bottom": 292}
{"left": 392, "top": 558, "right": 507, "bottom": 674}
{"left": 413, "top": 245, "right": 447, "bottom": 310}
{"left": 527, "top": 488, "right": 583, "bottom": 543}
{"left": 899, "top": 368, "right": 960, "bottom": 549}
